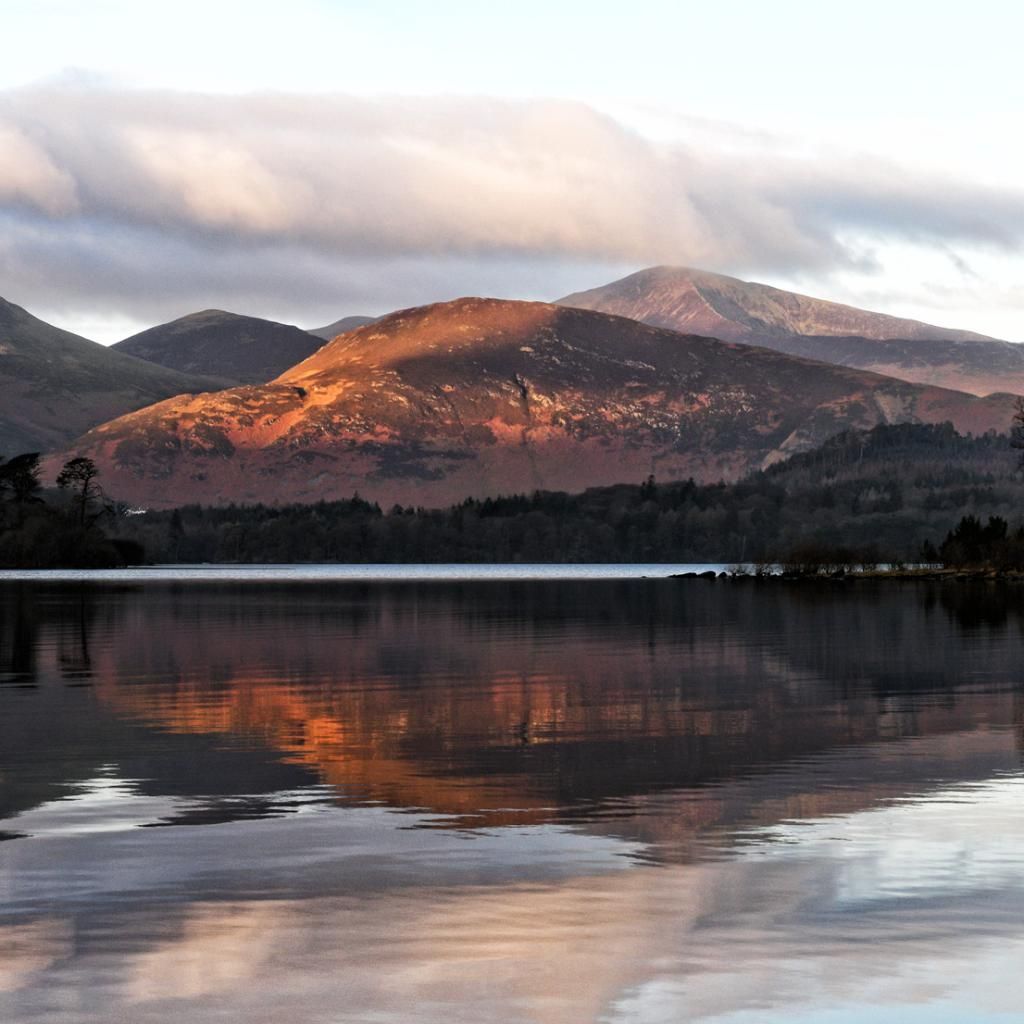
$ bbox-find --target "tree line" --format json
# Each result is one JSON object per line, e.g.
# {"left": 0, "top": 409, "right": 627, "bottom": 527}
{"left": 5, "top": 422, "right": 1024, "bottom": 568}
{"left": 114, "top": 423, "right": 1024, "bottom": 566}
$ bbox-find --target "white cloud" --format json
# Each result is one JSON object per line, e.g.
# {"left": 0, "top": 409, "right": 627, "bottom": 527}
{"left": 2, "top": 86, "right": 1024, "bottom": 339}
{"left": 5, "top": 87, "right": 1024, "bottom": 264}
{"left": 0, "top": 124, "right": 78, "bottom": 215}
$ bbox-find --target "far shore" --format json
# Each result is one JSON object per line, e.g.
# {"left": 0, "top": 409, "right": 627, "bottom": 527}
{"left": 674, "top": 567, "right": 1024, "bottom": 582}
{"left": 2, "top": 563, "right": 1020, "bottom": 583}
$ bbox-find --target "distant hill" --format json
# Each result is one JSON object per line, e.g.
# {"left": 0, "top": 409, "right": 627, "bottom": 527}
{"left": 0, "top": 297, "right": 226, "bottom": 457}
{"left": 113, "top": 309, "right": 323, "bottom": 384}
{"left": 53, "top": 298, "right": 1016, "bottom": 509}
{"left": 558, "top": 266, "right": 1024, "bottom": 396}
{"left": 307, "top": 315, "right": 378, "bottom": 341}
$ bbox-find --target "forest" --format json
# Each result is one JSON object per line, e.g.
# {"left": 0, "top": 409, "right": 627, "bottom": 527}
{"left": 3, "top": 422, "right": 1022, "bottom": 568}
{"left": 109, "top": 422, "right": 1024, "bottom": 566}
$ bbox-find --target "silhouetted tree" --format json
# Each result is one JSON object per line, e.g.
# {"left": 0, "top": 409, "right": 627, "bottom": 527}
{"left": 1012, "top": 396, "right": 1024, "bottom": 466}
{"left": 938, "top": 514, "right": 1018, "bottom": 567}
{"left": 57, "top": 457, "right": 102, "bottom": 527}
{"left": 0, "top": 453, "right": 42, "bottom": 505}
{"left": 168, "top": 508, "right": 185, "bottom": 560}
{"left": 0, "top": 453, "right": 42, "bottom": 528}
{"left": 0, "top": 454, "right": 141, "bottom": 568}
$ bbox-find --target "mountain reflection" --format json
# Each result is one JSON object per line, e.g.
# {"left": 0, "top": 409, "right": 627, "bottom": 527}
{"left": 1, "top": 580, "right": 1023, "bottom": 851}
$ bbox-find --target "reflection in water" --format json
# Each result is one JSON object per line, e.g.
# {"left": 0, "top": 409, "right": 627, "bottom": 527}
{"left": 1, "top": 578, "right": 1024, "bottom": 1022}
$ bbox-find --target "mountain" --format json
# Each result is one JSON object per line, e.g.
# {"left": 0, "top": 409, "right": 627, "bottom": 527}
{"left": 113, "top": 309, "right": 324, "bottom": 385}
{"left": 53, "top": 298, "right": 1016, "bottom": 510}
{"left": 0, "top": 297, "right": 227, "bottom": 458}
{"left": 307, "top": 315, "right": 378, "bottom": 341}
{"left": 557, "top": 266, "right": 1024, "bottom": 396}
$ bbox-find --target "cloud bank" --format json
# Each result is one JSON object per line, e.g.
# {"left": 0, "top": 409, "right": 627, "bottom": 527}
{"left": 2, "top": 86, "right": 1024, "bottom": 336}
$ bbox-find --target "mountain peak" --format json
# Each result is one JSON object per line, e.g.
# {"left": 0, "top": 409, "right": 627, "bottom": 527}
{"left": 560, "top": 266, "right": 996, "bottom": 344}
{"left": 113, "top": 309, "right": 323, "bottom": 385}
{"left": 556, "top": 266, "right": 1020, "bottom": 395}
{"left": 181, "top": 308, "right": 234, "bottom": 321}
{"left": 285, "top": 297, "right": 535, "bottom": 371}
{"left": 282, "top": 297, "right": 638, "bottom": 382}
{"left": 307, "top": 314, "right": 378, "bottom": 342}
{"left": 0, "top": 298, "right": 224, "bottom": 457}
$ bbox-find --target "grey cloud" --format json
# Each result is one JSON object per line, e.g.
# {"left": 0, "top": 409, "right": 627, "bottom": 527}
{"left": 1, "top": 86, "right": 1024, "bottom": 330}
{"left": 0, "top": 209, "right": 629, "bottom": 332}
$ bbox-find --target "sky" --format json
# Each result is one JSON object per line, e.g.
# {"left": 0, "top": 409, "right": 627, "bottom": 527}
{"left": 2, "top": 0, "right": 1024, "bottom": 342}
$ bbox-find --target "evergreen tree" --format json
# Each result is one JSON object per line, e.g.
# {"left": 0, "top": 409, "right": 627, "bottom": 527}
{"left": 57, "top": 457, "right": 103, "bottom": 527}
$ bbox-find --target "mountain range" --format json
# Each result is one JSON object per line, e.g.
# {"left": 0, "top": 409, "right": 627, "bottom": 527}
{"left": 53, "top": 298, "right": 1016, "bottom": 509}
{"left": 5, "top": 267, "right": 1023, "bottom": 510}
{"left": 0, "top": 297, "right": 227, "bottom": 457}
{"left": 558, "top": 266, "right": 1024, "bottom": 396}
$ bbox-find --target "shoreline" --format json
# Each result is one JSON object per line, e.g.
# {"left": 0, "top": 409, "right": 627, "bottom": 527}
{"left": 1, "top": 563, "right": 1019, "bottom": 584}
{"left": 0, "top": 562, "right": 728, "bottom": 583}
{"left": 673, "top": 567, "right": 1024, "bottom": 582}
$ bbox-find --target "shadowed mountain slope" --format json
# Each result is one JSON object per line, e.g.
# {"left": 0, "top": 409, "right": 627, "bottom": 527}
{"left": 0, "top": 297, "right": 227, "bottom": 457}
{"left": 113, "top": 309, "right": 324, "bottom": 384}
{"left": 55, "top": 298, "right": 1016, "bottom": 509}
{"left": 558, "top": 266, "right": 1024, "bottom": 396}
{"left": 307, "top": 315, "right": 378, "bottom": 341}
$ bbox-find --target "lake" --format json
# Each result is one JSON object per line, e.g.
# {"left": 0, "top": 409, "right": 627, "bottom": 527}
{"left": 1, "top": 572, "right": 1023, "bottom": 1023}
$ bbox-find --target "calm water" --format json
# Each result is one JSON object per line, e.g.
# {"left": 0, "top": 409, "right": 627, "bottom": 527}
{"left": 1, "top": 574, "right": 1023, "bottom": 1023}
{"left": 0, "top": 562, "right": 730, "bottom": 582}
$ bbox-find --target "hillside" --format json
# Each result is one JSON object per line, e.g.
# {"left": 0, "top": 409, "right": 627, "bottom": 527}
{"left": 113, "top": 309, "right": 324, "bottom": 384}
{"left": 0, "top": 297, "right": 226, "bottom": 457}
{"left": 53, "top": 298, "right": 1016, "bottom": 509}
{"left": 558, "top": 266, "right": 1024, "bottom": 396}
{"left": 118, "top": 423, "right": 1020, "bottom": 565}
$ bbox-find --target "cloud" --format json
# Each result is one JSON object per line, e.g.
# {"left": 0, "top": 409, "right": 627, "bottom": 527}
{"left": 0, "top": 209, "right": 630, "bottom": 335}
{"left": 2, "top": 85, "right": 1024, "bottom": 334}
{"left": 0, "top": 123, "right": 78, "bottom": 215}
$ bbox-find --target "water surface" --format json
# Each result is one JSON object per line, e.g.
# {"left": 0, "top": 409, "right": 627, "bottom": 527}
{"left": 0, "top": 562, "right": 728, "bottom": 582}
{"left": 1, "top": 575, "right": 1022, "bottom": 1022}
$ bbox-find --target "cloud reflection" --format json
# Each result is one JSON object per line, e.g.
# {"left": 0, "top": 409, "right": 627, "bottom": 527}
{"left": 3, "top": 774, "right": 1024, "bottom": 1022}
